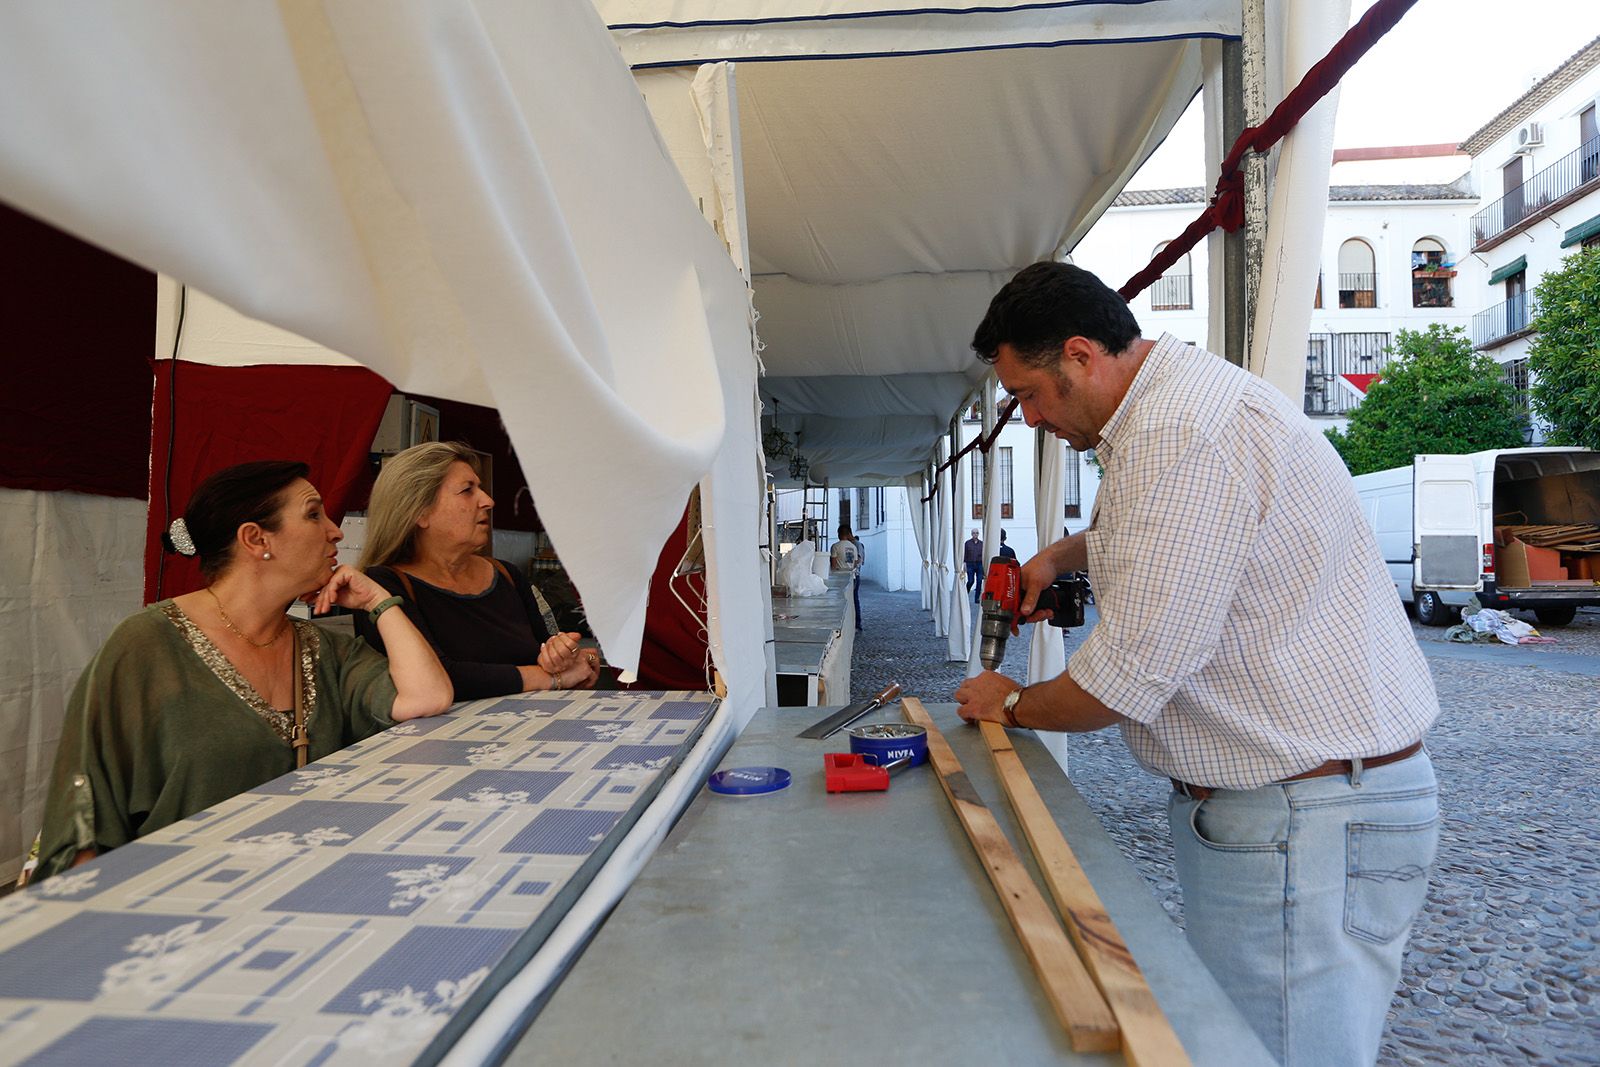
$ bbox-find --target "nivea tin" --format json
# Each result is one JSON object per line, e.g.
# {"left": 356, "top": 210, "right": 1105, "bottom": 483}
{"left": 847, "top": 723, "right": 928, "bottom": 768}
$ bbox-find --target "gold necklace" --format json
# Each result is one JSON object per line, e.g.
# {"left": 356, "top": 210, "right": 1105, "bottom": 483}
{"left": 207, "top": 587, "right": 288, "bottom": 648}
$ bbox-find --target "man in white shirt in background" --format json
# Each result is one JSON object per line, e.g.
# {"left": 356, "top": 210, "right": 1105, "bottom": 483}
{"left": 954, "top": 261, "right": 1440, "bottom": 1067}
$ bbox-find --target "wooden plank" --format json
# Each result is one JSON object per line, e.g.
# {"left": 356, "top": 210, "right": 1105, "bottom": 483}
{"left": 980, "top": 721, "right": 1192, "bottom": 1067}
{"left": 901, "top": 698, "right": 1119, "bottom": 1053}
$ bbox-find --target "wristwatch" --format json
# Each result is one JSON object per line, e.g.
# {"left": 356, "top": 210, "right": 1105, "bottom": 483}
{"left": 1001, "top": 686, "right": 1024, "bottom": 728}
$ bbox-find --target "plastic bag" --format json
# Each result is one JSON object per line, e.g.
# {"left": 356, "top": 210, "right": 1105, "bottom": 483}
{"left": 777, "top": 542, "right": 828, "bottom": 596}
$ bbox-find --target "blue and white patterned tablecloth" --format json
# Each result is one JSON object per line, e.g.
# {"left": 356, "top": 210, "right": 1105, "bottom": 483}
{"left": 0, "top": 691, "right": 718, "bottom": 1067}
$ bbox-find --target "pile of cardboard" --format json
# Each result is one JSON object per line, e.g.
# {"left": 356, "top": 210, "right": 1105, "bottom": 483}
{"left": 1494, "top": 523, "right": 1600, "bottom": 587}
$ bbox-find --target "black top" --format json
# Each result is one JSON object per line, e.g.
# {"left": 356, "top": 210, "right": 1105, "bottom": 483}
{"left": 355, "top": 559, "right": 552, "bottom": 700}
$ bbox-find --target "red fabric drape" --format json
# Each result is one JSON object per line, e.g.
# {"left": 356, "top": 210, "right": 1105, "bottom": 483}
{"left": 144, "top": 360, "right": 394, "bottom": 602}
{"left": 0, "top": 202, "right": 155, "bottom": 499}
{"left": 625, "top": 501, "right": 711, "bottom": 691}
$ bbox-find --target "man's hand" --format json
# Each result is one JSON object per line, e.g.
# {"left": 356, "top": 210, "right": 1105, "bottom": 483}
{"left": 1015, "top": 552, "right": 1059, "bottom": 630}
{"left": 954, "top": 670, "right": 1022, "bottom": 726}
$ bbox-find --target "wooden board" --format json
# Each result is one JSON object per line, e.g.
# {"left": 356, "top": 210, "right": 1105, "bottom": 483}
{"left": 901, "top": 698, "right": 1119, "bottom": 1053}
{"left": 980, "top": 720, "right": 1192, "bottom": 1067}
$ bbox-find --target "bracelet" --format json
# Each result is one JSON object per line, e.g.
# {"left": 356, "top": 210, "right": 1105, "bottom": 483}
{"left": 551, "top": 671, "right": 564, "bottom": 691}
{"left": 368, "top": 595, "right": 404, "bottom": 621}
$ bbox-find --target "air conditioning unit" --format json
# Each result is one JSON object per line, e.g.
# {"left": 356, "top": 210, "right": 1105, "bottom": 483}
{"left": 1517, "top": 122, "right": 1544, "bottom": 149}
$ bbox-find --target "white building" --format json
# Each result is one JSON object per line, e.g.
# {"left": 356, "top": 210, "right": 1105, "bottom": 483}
{"left": 1460, "top": 35, "right": 1600, "bottom": 442}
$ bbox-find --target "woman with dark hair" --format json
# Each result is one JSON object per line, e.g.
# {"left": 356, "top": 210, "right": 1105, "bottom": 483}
{"left": 29, "top": 461, "right": 453, "bottom": 883}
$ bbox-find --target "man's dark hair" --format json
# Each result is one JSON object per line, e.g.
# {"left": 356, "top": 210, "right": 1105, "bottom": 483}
{"left": 837, "top": 524, "right": 851, "bottom": 539}
{"left": 971, "top": 262, "right": 1141, "bottom": 367}
{"left": 165, "top": 460, "right": 311, "bottom": 579}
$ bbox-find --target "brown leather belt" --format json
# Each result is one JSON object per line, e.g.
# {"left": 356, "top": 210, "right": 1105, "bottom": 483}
{"left": 1170, "top": 741, "right": 1424, "bottom": 802}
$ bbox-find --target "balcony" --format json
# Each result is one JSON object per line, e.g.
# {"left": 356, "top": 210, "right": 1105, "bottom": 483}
{"left": 1337, "top": 273, "right": 1377, "bottom": 308}
{"left": 1304, "top": 332, "right": 1391, "bottom": 416}
{"left": 1149, "top": 273, "right": 1192, "bottom": 311}
{"left": 1471, "top": 135, "right": 1600, "bottom": 252}
{"left": 1472, "top": 292, "right": 1535, "bottom": 350}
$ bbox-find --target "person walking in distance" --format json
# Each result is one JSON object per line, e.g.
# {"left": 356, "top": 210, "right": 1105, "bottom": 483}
{"left": 831, "top": 524, "right": 864, "bottom": 631}
{"left": 963, "top": 528, "right": 985, "bottom": 601}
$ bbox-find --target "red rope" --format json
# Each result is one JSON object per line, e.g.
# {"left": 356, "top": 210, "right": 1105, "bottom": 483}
{"left": 924, "top": 0, "right": 1419, "bottom": 501}
{"left": 1118, "top": 0, "right": 1420, "bottom": 302}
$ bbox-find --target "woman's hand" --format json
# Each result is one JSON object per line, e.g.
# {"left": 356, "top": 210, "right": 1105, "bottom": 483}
{"left": 310, "top": 565, "right": 390, "bottom": 616}
{"left": 537, "top": 632, "right": 585, "bottom": 674}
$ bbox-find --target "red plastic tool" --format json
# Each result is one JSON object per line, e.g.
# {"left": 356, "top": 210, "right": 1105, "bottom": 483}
{"left": 824, "top": 752, "right": 911, "bottom": 793}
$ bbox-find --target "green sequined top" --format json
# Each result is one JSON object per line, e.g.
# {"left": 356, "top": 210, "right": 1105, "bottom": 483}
{"left": 32, "top": 601, "right": 399, "bottom": 882}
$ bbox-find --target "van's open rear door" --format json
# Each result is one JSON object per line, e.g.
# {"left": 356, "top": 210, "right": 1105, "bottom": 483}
{"left": 1413, "top": 454, "right": 1482, "bottom": 591}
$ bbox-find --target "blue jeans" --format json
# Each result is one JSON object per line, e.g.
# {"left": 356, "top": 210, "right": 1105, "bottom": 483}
{"left": 1169, "top": 750, "right": 1438, "bottom": 1067}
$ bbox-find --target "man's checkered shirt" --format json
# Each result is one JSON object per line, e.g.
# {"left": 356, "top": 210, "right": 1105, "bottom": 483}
{"left": 1067, "top": 334, "right": 1440, "bottom": 790}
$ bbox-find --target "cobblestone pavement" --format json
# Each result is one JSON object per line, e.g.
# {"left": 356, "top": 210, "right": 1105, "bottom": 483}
{"left": 850, "top": 583, "right": 1600, "bottom": 1066}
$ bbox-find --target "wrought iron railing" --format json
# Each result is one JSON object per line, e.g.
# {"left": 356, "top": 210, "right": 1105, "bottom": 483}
{"left": 1472, "top": 292, "right": 1533, "bottom": 349}
{"left": 1304, "top": 332, "right": 1391, "bottom": 415}
{"left": 1471, "top": 135, "right": 1600, "bottom": 248}
{"left": 1337, "top": 273, "right": 1377, "bottom": 308}
{"left": 1149, "top": 274, "right": 1193, "bottom": 310}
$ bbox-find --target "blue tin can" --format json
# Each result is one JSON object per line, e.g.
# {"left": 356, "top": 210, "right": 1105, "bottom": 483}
{"left": 847, "top": 723, "right": 928, "bottom": 768}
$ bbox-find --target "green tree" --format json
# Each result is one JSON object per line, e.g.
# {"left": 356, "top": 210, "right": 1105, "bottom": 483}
{"left": 1528, "top": 247, "right": 1600, "bottom": 450}
{"left": 1325, "top": 324, "right": 1525, "bottom": 475}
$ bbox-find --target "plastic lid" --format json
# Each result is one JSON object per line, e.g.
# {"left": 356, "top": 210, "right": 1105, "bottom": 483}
{"left": 707, "top": 766, "right": 791, "bottom": 796}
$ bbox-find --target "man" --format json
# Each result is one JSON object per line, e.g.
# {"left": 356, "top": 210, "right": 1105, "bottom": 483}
{"left": 963, "top": 528, "right": 985, "bottom": 600}
{"left": 997, "top": 529, "right": 1016, "bottom": 560}
{"left": 954, "top": 263, "right": 1439, "bottom": 1067}
{"left": 831, "top": 523, "right": 864, "bottom": 631}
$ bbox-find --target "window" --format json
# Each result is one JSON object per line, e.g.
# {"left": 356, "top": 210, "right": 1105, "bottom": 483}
{"left": 1337, "top": 239, "right": 1377, "bottom": 308}
{"left": 855, "top": 488, "right": 871, "bottom": 529}
{"left": 1505, "top": 269, "right": 1528, "bottom": 335}
{"left": 971, "top": 457, "right": 985, "bottom": 519}
{"left": 1585, "top": 231, "right": 1600, "bottom": 251}
{"left": 1149, "top": 242, "right": 1193, "bottom": 310}
{"left": 875, "top": 487, "right": 886, "bottom": 526}
{"left": 997, "top": 447, "right": 1014, "bottom": 519}
{"left": 1503, "top": 156, "right": 1526, "bottom": 228}
{"left": 1411, "top": 238, "right": 1453, "bottom": 308}
{"left": 1063, "top": 452, "right": 1081, "bottom": 519}
{"left": 1583, "top": 104, "right": 1599, "bottom": 184}
{"left": 1504, "top": 359, "right": 1532, "bottom": 441}
{"left": 1313, "top": 271, "right": 1323, "bottom": 309}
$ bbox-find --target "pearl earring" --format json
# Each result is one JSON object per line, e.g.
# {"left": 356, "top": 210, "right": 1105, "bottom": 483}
{"left": 263, "top": 552, "right": 272, "bottom": 560}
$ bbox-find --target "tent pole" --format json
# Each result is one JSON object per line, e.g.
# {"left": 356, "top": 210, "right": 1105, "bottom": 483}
{"left": 1221, "top": 0, "right": 1268, "bottom": 368}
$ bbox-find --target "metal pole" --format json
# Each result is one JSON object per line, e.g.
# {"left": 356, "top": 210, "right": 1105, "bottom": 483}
{"left": 1221, "top": 0, "right": 1269, "bottom": 369}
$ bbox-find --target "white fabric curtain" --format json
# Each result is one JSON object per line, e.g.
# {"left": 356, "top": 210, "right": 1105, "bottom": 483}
{"left": 930, "top": 441, "right": 950, "bottom": 638}
{"left": 1029, "top": 430, "right": 1072, "bottom": 774}
{"left": 904, "top": 472, "right": 931, "bottom": 612}
{"left": 1029, "top": 430, "right": 1069, "bottom": 686}
{"left": 0, "top": 2, "right": 749, "bottom": 674}
{"left": 967, "top": 379, "right": 1001, "bottom": 677}
{"left": 945, "top": 423, "right": 972, "bottom": 662}
{"left": 0, "top": 490, "right": 146, "bottom": 882}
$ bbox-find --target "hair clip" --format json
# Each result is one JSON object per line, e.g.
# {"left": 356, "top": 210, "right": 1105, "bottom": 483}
{"left": 167, "top": 517, "right": 197, "bottom": 557}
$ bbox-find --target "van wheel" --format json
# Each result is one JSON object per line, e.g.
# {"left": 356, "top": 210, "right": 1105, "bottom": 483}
{"left": 1534, "top": 606, "right": 1577, "bottom": 627}
{"left": 1414, "top": 591, "right": 1452, "bottom": 626}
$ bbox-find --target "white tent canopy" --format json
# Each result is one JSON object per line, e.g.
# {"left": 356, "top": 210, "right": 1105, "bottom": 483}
{"left": 0, "top": 1, "right": 755, "bottom": 679}
{"left": 597, "top": 7, "right": 1216, "bottom": 487}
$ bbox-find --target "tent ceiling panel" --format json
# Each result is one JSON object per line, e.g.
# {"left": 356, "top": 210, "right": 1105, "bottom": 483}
{"left": 597, "top": 2, "right": 1239, "bottom": 70}
{"left": 761, "top": 372, "right": 975, "bottom": 419}
{"left": 738, "top": 44, "right": 1201, "bottom": 285}
{"left": 752, "top": 270, "right": 1008, "bottom": 378}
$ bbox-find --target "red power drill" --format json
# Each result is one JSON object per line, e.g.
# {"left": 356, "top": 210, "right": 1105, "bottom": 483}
{"left": 977, "top": 556, "right": 1088, "bottom": 671}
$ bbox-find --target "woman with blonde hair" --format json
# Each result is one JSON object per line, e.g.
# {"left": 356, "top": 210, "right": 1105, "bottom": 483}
{"left": 356, "top": 442, "right": 598, "bottom": 698}
{"left": 30, "top": 460, "right": 453, "bottom": 884}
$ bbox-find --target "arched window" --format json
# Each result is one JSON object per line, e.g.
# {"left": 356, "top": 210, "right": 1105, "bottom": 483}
{"left": 1337, "top": 239, "right": 1377, "bottom": 308}
{"left": 1411, "top": 237, "right": 1453, "bottom": 308}
{"left": 1149, "top": 241, "right": 1193, "bottom": 311}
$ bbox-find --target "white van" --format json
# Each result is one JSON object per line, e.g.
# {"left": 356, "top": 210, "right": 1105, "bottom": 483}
{"left": 1353, "top": 448, "right": 1600, "bottom": 626}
